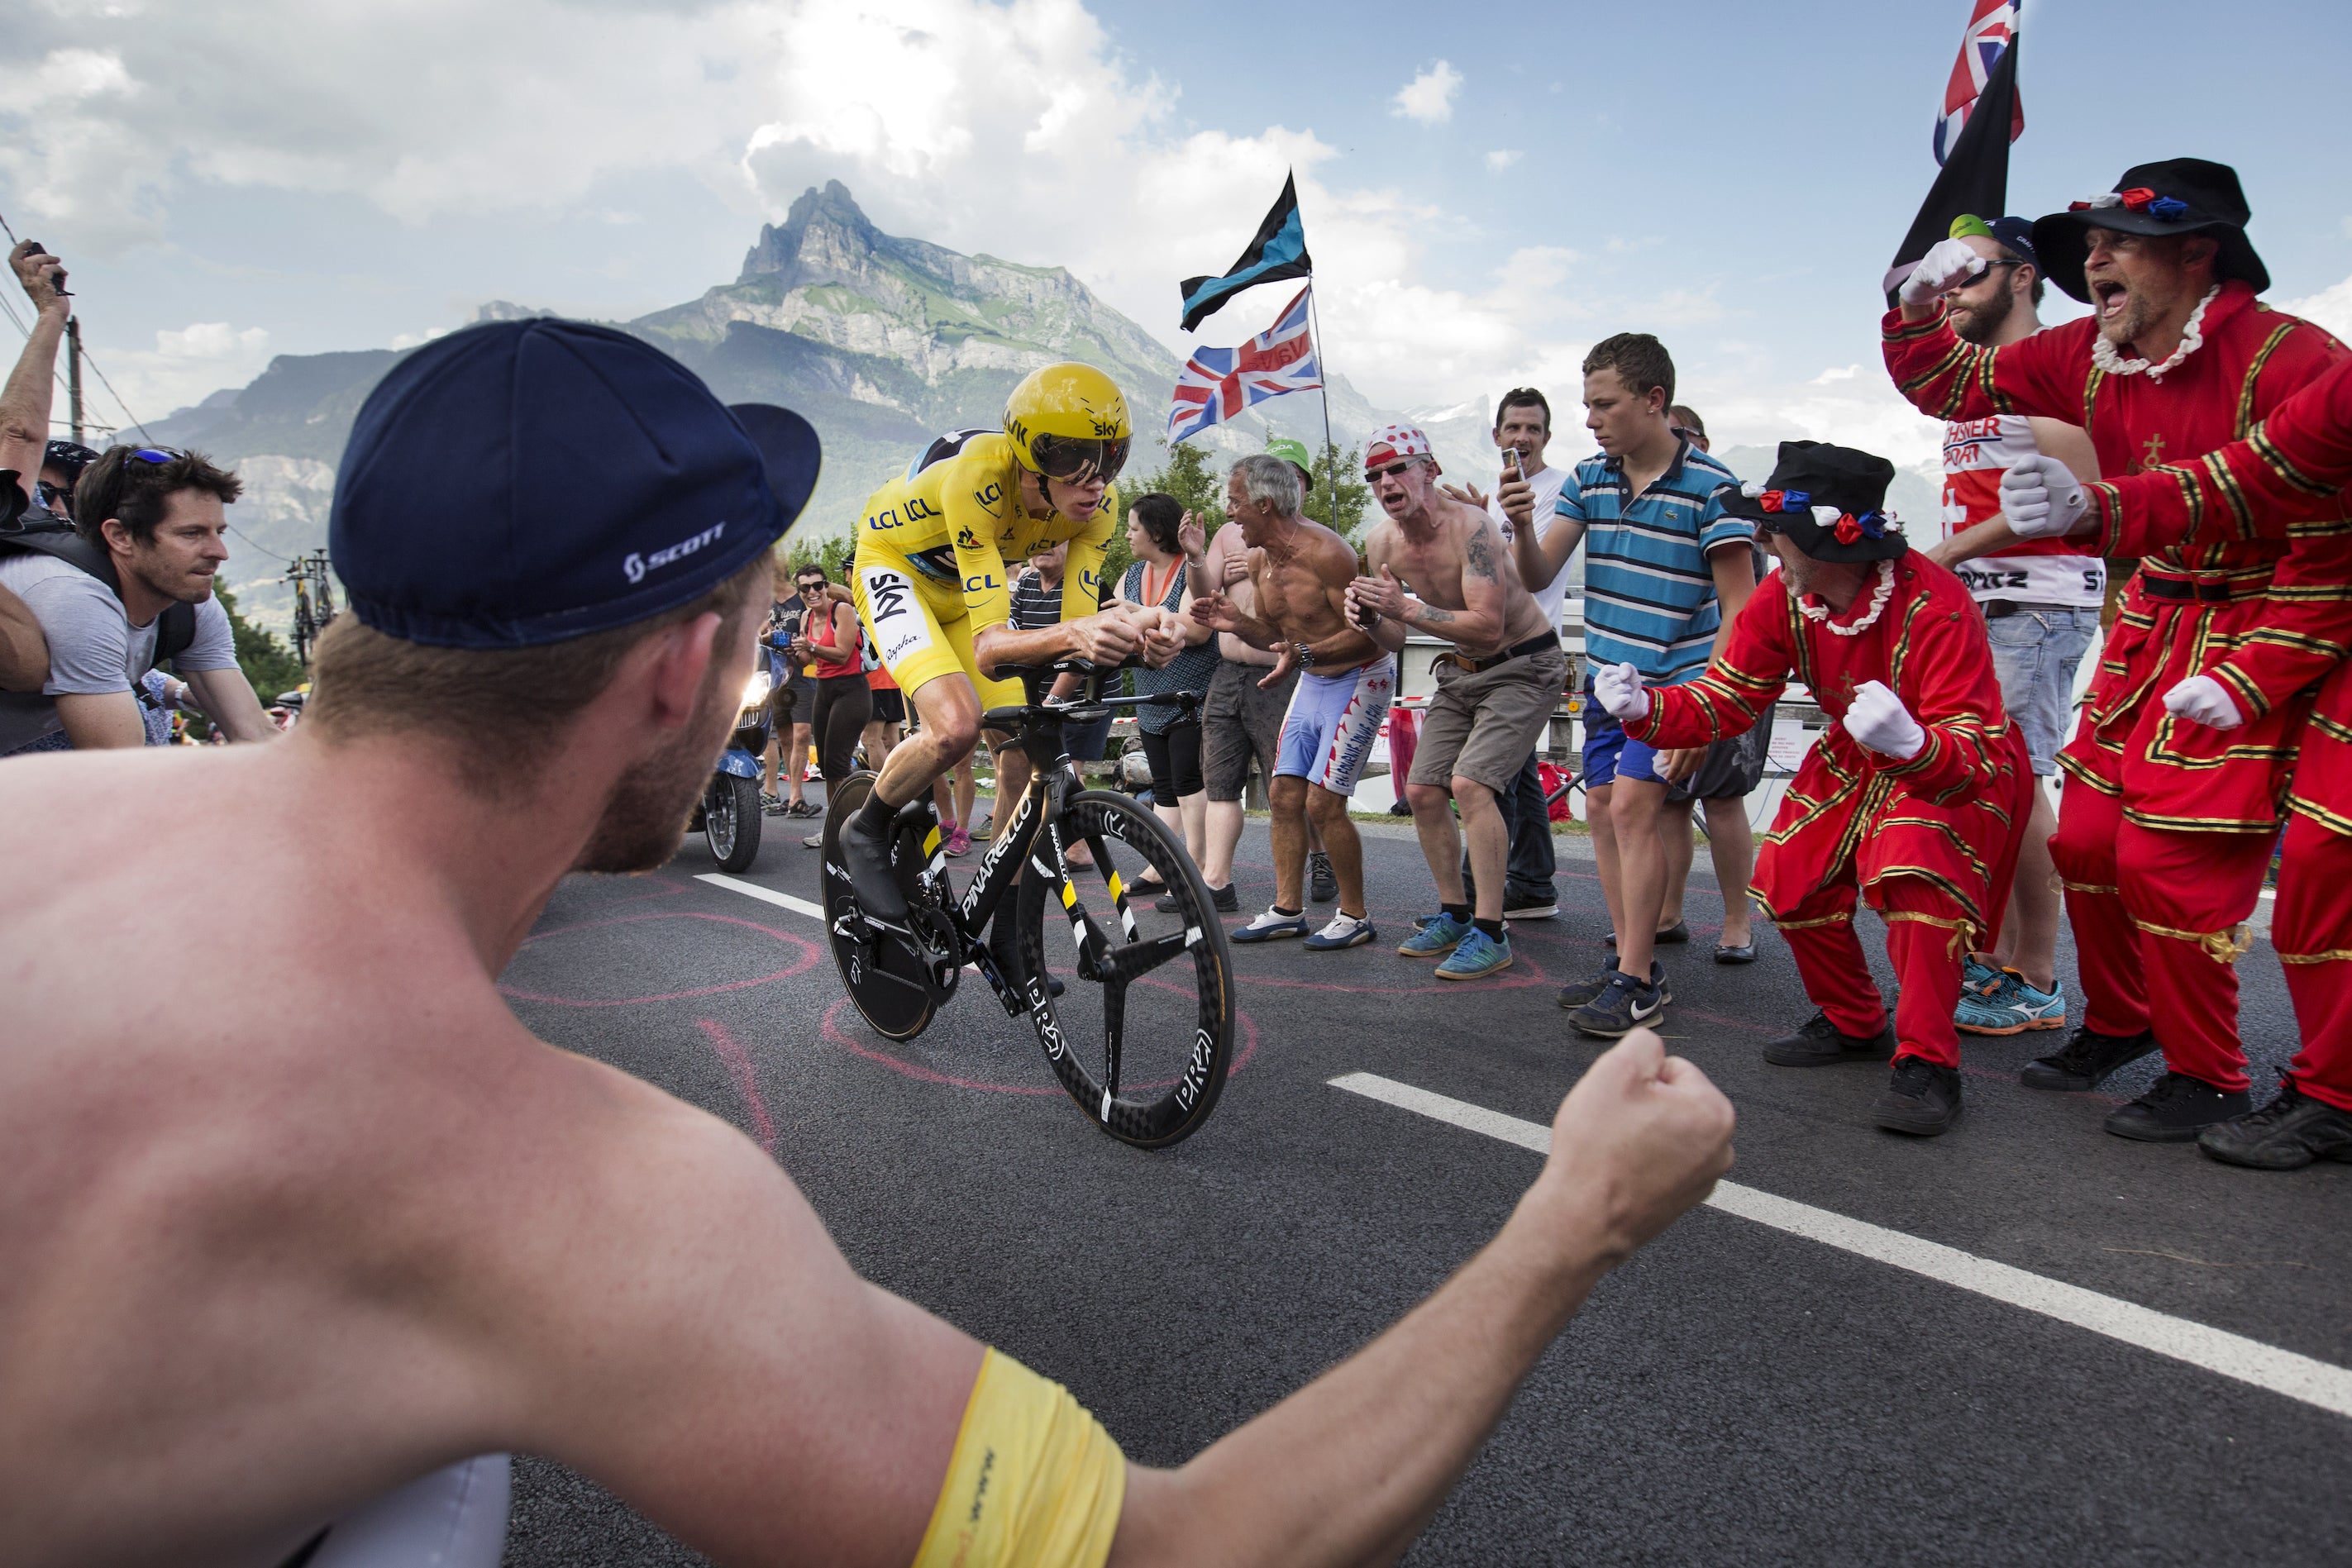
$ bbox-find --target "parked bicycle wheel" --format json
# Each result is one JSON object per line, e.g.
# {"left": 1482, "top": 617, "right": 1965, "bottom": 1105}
{"left": 1014, "top": 788, "right": 1235, "bottom": 1148}
{"left": 821, "top": 772, "right": 938, "bottom": 1041}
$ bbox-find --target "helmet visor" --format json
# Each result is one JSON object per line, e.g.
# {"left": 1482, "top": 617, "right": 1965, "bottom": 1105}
{"left": 1028, "top": 432, "right": 1130, "bottom": 484}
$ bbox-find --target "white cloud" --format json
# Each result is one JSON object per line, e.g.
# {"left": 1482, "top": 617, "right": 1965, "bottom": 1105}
{"left": 89, "top": 322, "right": 272, "bottom": 430}
{"left": 1485, "top": 150, "right": 1522, "bottom": 172}
{"left": 2284, "top": 274, "right": 2352, "bottom": 341}
{"left": 1391, "top": 61, "right": 1462, "bottom": 126}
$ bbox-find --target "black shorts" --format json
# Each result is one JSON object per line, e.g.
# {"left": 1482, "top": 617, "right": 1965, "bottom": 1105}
{"left": 869, "top": 686, "right": 905, "bottom": 725}
{"left": 1665, "top": 703, "right": 1777, "bottom": 803}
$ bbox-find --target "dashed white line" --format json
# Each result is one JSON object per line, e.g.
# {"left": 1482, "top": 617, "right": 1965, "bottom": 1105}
{"left": 696, "top": 872, "right": 823, "bottom": 920}
{"left": 1327, "top": 1071, "right": 2352, "bottom": 1423}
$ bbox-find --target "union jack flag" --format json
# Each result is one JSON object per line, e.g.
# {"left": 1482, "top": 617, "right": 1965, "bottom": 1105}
{"left": 1167, "top": 285, "right": 1321, "bottom": 445}
{"left": 1934, "top": 0, "right": 2024, "bottom": 166}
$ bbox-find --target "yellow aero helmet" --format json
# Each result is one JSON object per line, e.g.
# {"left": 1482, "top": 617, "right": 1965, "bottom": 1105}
{"left": 1003, "top": 363, "right": 1132, "bottom": 484}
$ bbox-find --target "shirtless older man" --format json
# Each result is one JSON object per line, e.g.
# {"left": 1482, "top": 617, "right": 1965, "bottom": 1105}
{"left": 1348, "top": 425, "right": 1567, "bottom": 983}
{"left": 1190, "top": 451, "right": 1392, "bottom": 948}
{"left": 0, "top": 319, "right": 1738, "bottom": 1567}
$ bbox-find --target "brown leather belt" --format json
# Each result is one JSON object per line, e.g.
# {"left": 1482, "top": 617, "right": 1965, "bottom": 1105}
{"left": 1447, "top": 632, "right": 1562, "bottom": 674}
{"left": 2140, "top": 574, "right": 2264, "bottom": 604}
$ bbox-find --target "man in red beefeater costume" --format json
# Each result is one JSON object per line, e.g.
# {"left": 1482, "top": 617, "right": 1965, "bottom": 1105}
{"left": 2001, "top": 367, "right": 2352, "bottom": 1169}
{"left": 1596, "top": 441, "right": 2033, "bottom": 1137}
{"left": 1883, "top": 156, "right": 2352, "bottom": 1143}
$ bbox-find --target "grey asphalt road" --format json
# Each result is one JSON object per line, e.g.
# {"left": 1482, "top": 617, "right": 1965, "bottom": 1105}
{"left": 495, "top": 795, "right": 2352, "bottom": 1566}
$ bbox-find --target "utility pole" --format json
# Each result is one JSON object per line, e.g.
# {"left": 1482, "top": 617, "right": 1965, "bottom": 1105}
{"left": 65, "top": 315, "right": 83, "bottom": 446}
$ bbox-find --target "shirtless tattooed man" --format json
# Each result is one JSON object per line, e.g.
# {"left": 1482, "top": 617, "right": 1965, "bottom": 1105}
{"left": 1348, "top": 425, "right": 1568, "bottom": 983}
{"left": 0, "top": 323, "right": 1737, "bottom": 1568}
{"left": 1190, "top": 451, "right": 1392, "bottom": 950}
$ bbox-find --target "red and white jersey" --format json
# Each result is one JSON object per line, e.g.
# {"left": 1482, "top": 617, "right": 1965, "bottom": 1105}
{"left": 1939, "top": 413, "right": 2106, "bottom": 608}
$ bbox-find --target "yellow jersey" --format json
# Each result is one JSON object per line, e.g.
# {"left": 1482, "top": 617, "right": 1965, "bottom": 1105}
{"left": 857, "top": 430, "right": 1117, "bottom": 632}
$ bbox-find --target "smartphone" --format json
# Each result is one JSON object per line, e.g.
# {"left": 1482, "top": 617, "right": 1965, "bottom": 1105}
{"left": 23, "top": 241, "right": 69, "bottom": 297}
{"left": 1500, "top": 447, "right": 1524, "bottom": 483}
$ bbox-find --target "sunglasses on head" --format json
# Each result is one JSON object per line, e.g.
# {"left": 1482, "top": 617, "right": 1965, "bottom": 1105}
{"left": 126, "top": 447, "right": 186, "bottom": 465}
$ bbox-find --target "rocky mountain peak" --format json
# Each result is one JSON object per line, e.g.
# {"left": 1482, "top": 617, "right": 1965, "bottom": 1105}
{"left": 738, "top": 179, "right": 893, "bottom": 285}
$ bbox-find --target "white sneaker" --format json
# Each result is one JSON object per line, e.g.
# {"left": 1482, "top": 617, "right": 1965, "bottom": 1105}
{"left": 802, "top": 831, "right": 824, "bottom": 849}
{"left": 1305, "top": 912, "right": 1376, "bottom": 951}
{"left": 1231, "top": 906, "right": 1310, "bottom": 943}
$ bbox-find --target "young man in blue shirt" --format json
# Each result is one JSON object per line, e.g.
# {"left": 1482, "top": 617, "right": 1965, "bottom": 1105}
{"left": 1501, "top": 334, "right": 1756, "bottom": 1035}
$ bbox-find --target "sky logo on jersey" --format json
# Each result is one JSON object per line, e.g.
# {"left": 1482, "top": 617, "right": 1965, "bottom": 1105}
{"left": 623, "top": 519, "right": 725, "bottom": 584}
{"left": 860, "top": 565, "right": 932, "bottom": 667}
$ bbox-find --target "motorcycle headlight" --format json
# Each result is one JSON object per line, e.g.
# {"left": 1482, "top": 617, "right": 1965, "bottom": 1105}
{"left": 741, "top": 669, "right": 774, "bottom": 710}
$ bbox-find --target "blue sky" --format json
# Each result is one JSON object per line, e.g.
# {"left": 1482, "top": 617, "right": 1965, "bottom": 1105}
{"left": 4, "top": 0, "right": 2348, "bottom": 471}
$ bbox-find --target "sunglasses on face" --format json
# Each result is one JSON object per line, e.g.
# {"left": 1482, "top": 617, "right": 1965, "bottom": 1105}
{"left": 1367, "top": 460, "right": 1422, "bottom": 481}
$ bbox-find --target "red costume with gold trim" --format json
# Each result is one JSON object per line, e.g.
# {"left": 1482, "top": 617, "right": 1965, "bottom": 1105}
{"left": 2080, "top": 357, "right": 2352, "bottom": 1113}
{"left": 1629, "top": 555, "right": 2033, "bottom": 1068}
{"left": 1883, "top": 282, "right": 2352, "bottom": 1094}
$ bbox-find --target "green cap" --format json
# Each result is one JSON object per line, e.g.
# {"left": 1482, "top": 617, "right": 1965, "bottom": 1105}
{"left": 1265, "top": 436, "right": 1316, "bottom": 479}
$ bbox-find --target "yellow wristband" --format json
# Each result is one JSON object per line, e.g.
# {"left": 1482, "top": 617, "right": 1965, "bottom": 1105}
{"left": 911, "top": 1347, "right": 1126, "bottom": 1568}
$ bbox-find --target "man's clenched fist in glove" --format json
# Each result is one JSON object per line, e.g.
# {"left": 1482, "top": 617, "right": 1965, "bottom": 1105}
{"left": 1843, "top": 680, "right": 1927, "bottom": 760}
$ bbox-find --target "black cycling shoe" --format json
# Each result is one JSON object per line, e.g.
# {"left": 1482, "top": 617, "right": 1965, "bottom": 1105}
{"left": 2104, "top": 1071, "right": 2251, "bottom": 1143}
{"left": 1873, "top": 1056, "right": 1963, "bottom": 1137}
{"left": 1558, "top": 959, "right": 1667, "bottom": 1011}
{"left": 2197, "top": 1079, "right": 2352, "bottom": 1170}
{"left": 987, "top": 908, "right": 1064, "bottom": 999}
{"left": 841, "top": 805, "right": 909, "bottom": 922}
{"left": 2020, "top": 1025, "right": 2158, "bottom": 1091}
{"left": 1309, "top": 851, "right": 1338, "bottom": 904}
{"left": 1762, "top": 1010, "right": 1896, "bottom": 1068}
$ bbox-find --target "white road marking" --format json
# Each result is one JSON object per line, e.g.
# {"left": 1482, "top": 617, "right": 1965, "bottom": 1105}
{"left": 1328, "top": 1071, "right": 2352, "bottom": 1422}
{"left": 696, "top": 873, "right": 823, "bottom": 920}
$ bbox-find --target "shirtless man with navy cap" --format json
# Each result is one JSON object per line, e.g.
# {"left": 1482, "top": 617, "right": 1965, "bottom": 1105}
{"left": 0, "top": 319, "right": 1734, "bottom": 1567}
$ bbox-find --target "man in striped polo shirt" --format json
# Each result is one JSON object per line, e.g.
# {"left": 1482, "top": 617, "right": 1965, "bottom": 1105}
{"left": 1506, "top": 334, "right": 1755, "bottom": 1036}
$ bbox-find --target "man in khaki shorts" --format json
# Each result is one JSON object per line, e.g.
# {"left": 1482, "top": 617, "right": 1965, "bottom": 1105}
{"left": 1349, "top": 424, "right": 1567, "bottom": 982}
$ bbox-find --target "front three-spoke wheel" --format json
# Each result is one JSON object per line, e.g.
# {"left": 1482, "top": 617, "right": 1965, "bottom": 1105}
{"left": 1015, "top": 789, "right": 1236, "bottom": 1148}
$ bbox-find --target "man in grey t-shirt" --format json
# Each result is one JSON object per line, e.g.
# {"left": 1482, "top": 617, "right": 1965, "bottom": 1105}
{"left": 0, "top": 447, "right": 273, "bottom": 754}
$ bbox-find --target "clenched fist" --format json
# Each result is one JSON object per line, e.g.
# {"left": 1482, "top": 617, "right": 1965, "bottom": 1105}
{"left": 1843, "top": 679, "right": 1926, "bottom": 760}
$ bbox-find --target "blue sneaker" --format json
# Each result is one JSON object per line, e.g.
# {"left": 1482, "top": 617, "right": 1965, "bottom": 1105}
{"left": 1232, "top": 906, "right": 1310, "bottom": 943}
{"left": 1568, "top": 969, "right": 1667, "bottom": 1037}
{"left": 1397, "top": 912, "right": 1473, "bottom": 957}
{"left": 1436, "top": 927, "right": 1512, "bottom": 980}
{"left": 1961, "top": 954, "right": 2006, "bottom": 998}
{"left": 1958, "top": 972, "right": 2067, "bottom": 1036}
{"left": 1305, "top": 912, "right": 1376, "bottom": 951}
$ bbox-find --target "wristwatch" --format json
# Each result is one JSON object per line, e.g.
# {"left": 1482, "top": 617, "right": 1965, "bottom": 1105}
{"left": 1292, "top": 640, "right": 1316, "bottom": 671}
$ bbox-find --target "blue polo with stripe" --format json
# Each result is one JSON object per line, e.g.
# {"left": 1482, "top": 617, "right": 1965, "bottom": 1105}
{"left": 1556, "top": 439, "right": 1752, "bottom": 684}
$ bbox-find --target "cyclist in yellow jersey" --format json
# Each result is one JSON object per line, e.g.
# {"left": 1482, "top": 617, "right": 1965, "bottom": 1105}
{"left": 842, "top": 364, "right": 1181, "bottom": 939}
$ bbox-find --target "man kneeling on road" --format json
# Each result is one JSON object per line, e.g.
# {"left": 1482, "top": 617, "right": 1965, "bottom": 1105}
{"left": 1598, "top": 441, "right": 2033, "bottom": 1137}
{"left": 0, "top": 317, "right": 1736, "bottom": 1568}
{"left": 1191, "top": 451, "right": 1391, "bottom": 949}
{"left": 1350, "top": 425, "right": 1568, "bottom": 982}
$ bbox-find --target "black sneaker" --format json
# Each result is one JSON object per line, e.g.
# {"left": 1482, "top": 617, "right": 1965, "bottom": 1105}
{"left": 1762, "top": 1010, "right": 1895, "bottom": 1067}
{"left": 1558, "top": 959, "right": 1667, "bottom": 1010}
{"left": 1160, "top": 881, "right": 1239, "bottom": 913}
{"left": 1568, "top": 970, "right": 1667, "bottom": 1038}
{"left": 2198, "top": 1079, "right": 2352, "bottom": 1170}
{"left": 841, "top": 806, "right": 909, "bottom": 922}
{"left": 1388, "top": 798, "right": 1412, "bottom": 817}
{"left": 2104, "top": 1071, "right": 2251, "bottom": 1143}
{"left": 1309, "top": 851, "right": 1338, "bottom": 903}
{"left": 1873, "top": 1055, "right": 1963, "bottom": 1137}
{"left": 1504, "top": 884, "right": 1559, "bottom": 921}
{"left": 2020, "top": 1025, "right": 2158, "bottom": 1091}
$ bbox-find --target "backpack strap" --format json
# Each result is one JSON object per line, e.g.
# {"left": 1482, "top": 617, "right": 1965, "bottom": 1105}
{"left": 155, "top": 601, "right": 198, "bottom": 668}
{"left": 1, "top": 516, "right": 198, "bottom": 673}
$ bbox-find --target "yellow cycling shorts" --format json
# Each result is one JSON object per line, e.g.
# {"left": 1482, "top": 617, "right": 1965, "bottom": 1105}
{"left": 853, "top": 550, "right": 1023, "bottom": 713}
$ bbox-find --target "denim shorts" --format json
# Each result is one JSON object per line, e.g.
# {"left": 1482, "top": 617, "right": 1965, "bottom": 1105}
{"left": 1983, "top": 606, "right": 2100, "bottom": 775}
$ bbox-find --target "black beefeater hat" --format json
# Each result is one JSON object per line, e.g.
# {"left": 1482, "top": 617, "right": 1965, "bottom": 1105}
{"left": 1722, "top": 441, "right": 1906, "bottom": 565}
{"left": 2031, "top": 158, "right": 2269, "bottom": 303}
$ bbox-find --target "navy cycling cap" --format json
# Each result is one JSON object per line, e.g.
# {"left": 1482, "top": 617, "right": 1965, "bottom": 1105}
{"left": 332, "top": 318, "right": 819, "bottom": 648}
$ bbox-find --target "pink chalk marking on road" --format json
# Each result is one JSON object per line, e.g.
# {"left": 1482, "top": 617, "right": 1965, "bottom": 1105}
{"left": 819, "top": 993, "right": 1260, "bottom": 1098}
{"left": 499, "top": 910, "right": 818, "bottom": 1008}
{"left": 699, "top": 1018, "right": 777, "bottom": 1154}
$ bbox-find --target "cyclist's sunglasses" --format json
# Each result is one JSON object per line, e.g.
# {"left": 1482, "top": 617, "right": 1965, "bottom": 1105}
{"left": 1029, "top": 433, "right": 1130, "bottom": 485}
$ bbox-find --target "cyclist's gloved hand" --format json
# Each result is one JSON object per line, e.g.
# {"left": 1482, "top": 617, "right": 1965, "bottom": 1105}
{"left": 1593, "top": 661, "right": 1649, "bottom": 722}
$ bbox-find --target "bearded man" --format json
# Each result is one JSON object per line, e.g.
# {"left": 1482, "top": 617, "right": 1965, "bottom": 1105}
{"left": 1883, "top": 157, "right": 2352, "bottom": 1142}
{"left": 1596, "top": 442, "right": 2033, "bottom": 1137}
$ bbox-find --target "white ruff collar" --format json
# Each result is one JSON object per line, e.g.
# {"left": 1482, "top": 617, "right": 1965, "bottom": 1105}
{"left": 2091, "top": 285, "right": 2221, "bottom": 383}
{"left": 1799, "top": 560, "right": 1896, "bottom": 637}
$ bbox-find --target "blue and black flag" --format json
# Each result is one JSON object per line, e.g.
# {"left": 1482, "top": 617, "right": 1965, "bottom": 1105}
{"left": 1179, "top": 173, "right": 1312, "bottom": 334}
{"left": 1883, "top": 21, "right": 2020, "bottom": 304}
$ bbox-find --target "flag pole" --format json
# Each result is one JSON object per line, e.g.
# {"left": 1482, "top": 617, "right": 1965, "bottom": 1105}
{"left": 1306, "top": 282, "right": 1339, "bottom": 533}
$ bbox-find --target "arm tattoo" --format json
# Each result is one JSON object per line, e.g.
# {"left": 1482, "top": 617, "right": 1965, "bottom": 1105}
{"left": 1464, "top": 527, "right": 1499, "bottom": 582}
{"left": 1414, "top": 603, "right": 1457, "bottom": 627}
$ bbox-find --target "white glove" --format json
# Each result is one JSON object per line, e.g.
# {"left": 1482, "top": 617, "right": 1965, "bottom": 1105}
{"left": 1594, "top": 661, "right": 1650, "bottom": 722}
{"left": 1898, "top": 236, "right": 1990, "bottom": 306}
{"left": 2164, "top": 674, "right": 2245, "bottom": 731}
{"left": 1844, "top": 680, "right": 1926, "bottom": 760}
{"left": 2000, "top": 454, "right": 2089, "bottom": 541}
